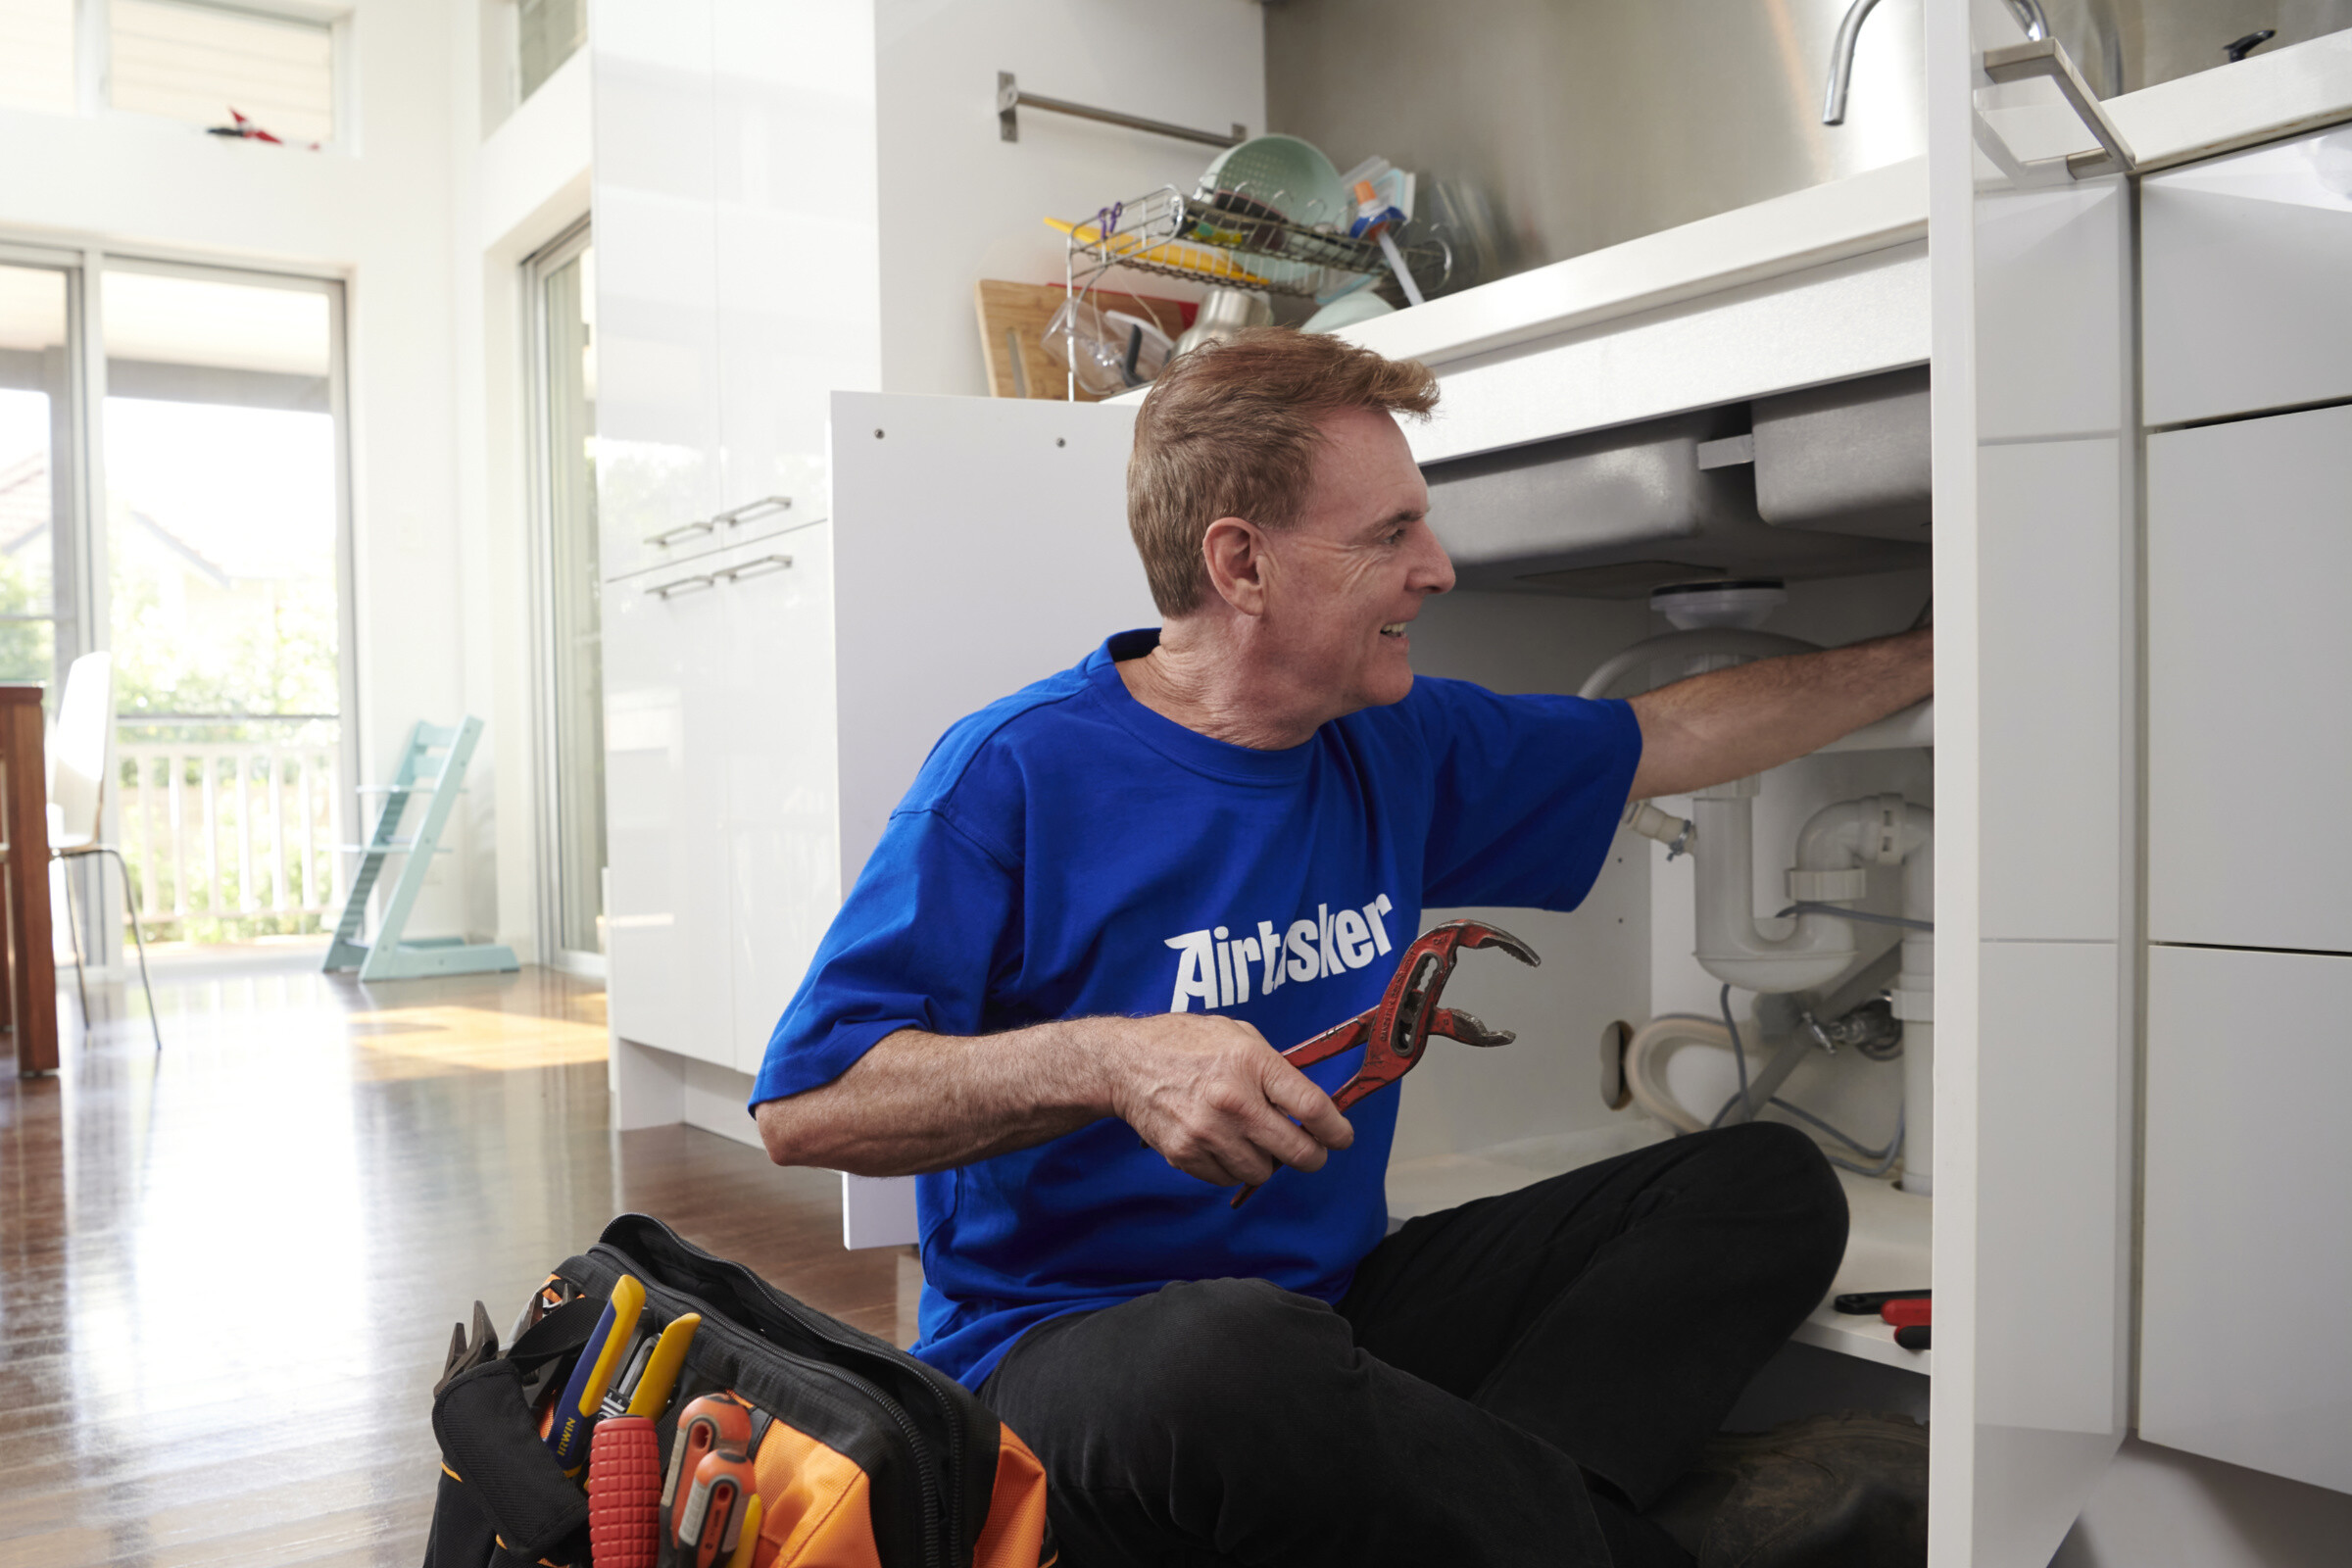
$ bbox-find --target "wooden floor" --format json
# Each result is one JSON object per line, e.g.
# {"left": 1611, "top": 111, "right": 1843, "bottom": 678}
{"left": 0, "top": 954, "right": 916, "bottom": 1568}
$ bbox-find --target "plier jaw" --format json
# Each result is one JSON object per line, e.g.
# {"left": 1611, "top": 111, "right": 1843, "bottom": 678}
{"left": 1232, "top": 919, "right": 1540, "bottom": 1207}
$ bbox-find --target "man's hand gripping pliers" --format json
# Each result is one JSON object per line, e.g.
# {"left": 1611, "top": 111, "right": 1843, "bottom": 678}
{"left": 1232, "top": 919, "right": 1541, "bottom": 1207}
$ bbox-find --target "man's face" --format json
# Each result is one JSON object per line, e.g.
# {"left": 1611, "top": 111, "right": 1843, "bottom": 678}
{"left": 1258, "top": 405, "right": 1455, "bottom": 712}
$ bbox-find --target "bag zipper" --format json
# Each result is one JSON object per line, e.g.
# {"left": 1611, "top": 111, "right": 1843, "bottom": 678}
{"left": 569, "top": 1250, "right": 951, "bottom": 1568}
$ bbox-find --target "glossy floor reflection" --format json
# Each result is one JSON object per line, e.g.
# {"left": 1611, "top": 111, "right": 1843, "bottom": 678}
{"left": 0, "top": 954, "right": 913, "bottom": 1567}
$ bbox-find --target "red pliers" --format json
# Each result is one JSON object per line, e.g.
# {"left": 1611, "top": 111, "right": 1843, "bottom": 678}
{"left": 1232, "top": 919, "right": 1541, "bottom": 1206}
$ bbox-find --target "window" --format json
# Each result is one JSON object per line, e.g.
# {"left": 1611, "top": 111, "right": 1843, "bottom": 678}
{"left": 518, "top": 0, "right": 585, "bottom": 104}
{"left": 0, "top": 259, "right": 75, "bottom": 688}
{"left": 0, "top": 0, "right": 77, "bottom": 114}
{"left": 110, "top": 0, "right": 335, "bottom": 144}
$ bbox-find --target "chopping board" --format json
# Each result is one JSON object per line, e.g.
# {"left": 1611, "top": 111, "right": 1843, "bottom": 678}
{"left": 974, "top": 280, "right": 1198, "bottom": 401}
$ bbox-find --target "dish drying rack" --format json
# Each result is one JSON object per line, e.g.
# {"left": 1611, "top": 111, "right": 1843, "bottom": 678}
{"left": 1057, "top": 184, "right": 1448, "bottom": 397}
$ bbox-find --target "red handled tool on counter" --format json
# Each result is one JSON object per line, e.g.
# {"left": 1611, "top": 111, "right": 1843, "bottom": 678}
{"left": 1233, "top": 918, "right": 1539, "bottom": 1207}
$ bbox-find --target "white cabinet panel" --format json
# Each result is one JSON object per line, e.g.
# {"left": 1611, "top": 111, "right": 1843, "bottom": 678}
{"left": 591, "top": 0, "right": 722, "bottom": 583}
{"left": 711, "top": 0, "right": 879, "bottom": 529}
{"left": 723, "top": 523, "right": 841, "bottom": 1075}
{"left": 2143, "top": 124, "right": 2352, "bottom": 427}
{"left": 602, "top": 548, "right": 738, "bottom": 1065}
{"left": 1977, "top": 438, "right": 2123, "bottom": 943}
{"left": 2148, "top": 407, "right": 2352, "bottom": 954}
{"left": 2142, "top": 945, "right": 2352, "bottom": 1494}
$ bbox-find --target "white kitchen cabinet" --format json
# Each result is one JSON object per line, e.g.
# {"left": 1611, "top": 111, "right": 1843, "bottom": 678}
{"left": 2141, "top": 944, "right": 2352, "bottom": 1494}
{"left": 588, "top": 0, "right": 724, "bottom": 584}
{"left": 2148, "top": 404, "right": 2352, "bottom": 955}
{"left": 603, "top": 537, "right": 745, "bottom": 1064}
{"left": 2142, "top": 122, "right": 2352, "bottom": 427}
{"left": 720, "top": 523, "right": 841, "bottom": 1076}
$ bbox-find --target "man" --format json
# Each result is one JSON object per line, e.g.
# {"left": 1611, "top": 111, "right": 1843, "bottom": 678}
{"left": 753, "top": 330, "right": 1933, "bottom": 1567}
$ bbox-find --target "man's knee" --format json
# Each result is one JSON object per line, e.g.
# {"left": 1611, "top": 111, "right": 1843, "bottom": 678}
{"left": 993, "top": 1278, "right": 1349, "bottom": 1464}
{"left": 1694, "top": 1121, "right": 1850, "bottom": 1281}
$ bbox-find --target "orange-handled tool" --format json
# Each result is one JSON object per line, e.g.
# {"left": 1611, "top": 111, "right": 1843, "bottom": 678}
{"left": 677, "top": 1447, "right": 758, "bottom": 1568}
{"left": 664, "top": 1394, "right": 754, "bottom": 1543}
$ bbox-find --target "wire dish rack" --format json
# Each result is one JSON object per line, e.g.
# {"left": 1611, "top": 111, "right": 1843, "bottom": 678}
{"left": 1061, "top": 185, "right": 1449, "bottom": 303}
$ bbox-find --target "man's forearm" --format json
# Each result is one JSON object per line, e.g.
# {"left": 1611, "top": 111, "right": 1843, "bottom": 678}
{"left": 754, "top": 1021, "right": 1113, "bottom": 1176}
{"left": 1626, "top": 626, "right": 1932, "bottom": 800}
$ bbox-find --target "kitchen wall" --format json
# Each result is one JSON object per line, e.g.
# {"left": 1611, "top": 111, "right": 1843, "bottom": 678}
{"left": 875, "top": 0, "right": 1264, "bottom": 396}
{"left": 1265, "top": 0, "right": 2352, "bottom": 285}
{"left": 0, "top": 0, "right": 481, "bottom": 946}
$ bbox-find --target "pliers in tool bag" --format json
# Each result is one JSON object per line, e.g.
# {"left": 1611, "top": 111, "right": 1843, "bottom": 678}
{"left": 1232, "top": 918, "right": 1541, "bottom": 1206}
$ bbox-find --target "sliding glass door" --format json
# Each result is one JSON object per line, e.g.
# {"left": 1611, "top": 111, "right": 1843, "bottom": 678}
{"left": 529, "top": 224, "right": 606, "bottom": 970}
{"left": 0, "top": 252, "right": 80, "bottom": 692}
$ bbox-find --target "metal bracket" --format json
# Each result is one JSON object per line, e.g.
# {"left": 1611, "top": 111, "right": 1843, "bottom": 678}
{"left": 1982, "top": 37, "right": 2136, "bottom": 177}
{"left": 998, "top": 72, "right": 1243, "bottom": 149}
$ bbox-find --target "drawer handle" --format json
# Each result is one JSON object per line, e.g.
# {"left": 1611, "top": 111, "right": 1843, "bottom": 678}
{"left": 646, "top": 572, "right": 717, "bottom": 598}
{"left": 646, "top": 517, "right": 715, "bottom": 548}
{"left": 718, "top": 554, "right": 793, "bottom": 582}
{"left": 717, "top": 495, "right": 792, "bottom": 527}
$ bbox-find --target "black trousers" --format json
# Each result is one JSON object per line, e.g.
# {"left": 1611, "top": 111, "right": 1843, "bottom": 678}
{"left": 978, "top": 1122, "right": 1849, "bottom": 1568}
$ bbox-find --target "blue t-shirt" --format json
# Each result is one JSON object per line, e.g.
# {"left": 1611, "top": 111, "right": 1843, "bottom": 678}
{"left": 751, "top": 629, "right": 1642, "bottom": 1389}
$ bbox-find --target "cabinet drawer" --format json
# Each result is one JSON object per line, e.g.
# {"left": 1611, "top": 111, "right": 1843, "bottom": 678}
{"left": 2142, "top": 124, "right": 2352, "bottom": 426}
{"left": 2140, "top": 945, "right": 2352, "bottom": 1493}
{"left": 2147, "top": 407, "right": 2352, "bottom": 953}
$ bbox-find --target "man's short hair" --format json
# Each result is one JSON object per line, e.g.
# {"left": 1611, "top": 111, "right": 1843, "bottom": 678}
{"left": 1126, "top": 327, "right": 1441, "bottom": 616}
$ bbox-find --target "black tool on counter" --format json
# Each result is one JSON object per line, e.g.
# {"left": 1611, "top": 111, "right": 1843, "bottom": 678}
{"left": 1834, "top": 1288, "right": 1931, "bottom": 1315}
{"left": 1894, "top": 1325, "right": 1932, "bottom": 1351}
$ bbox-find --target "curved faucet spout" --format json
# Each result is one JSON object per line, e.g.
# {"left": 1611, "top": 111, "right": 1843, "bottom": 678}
{"left": 1823, "top": 0, "right": 2047, "bottom": 125}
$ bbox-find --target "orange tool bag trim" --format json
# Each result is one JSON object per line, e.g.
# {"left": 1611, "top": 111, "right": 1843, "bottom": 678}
{"left": 423, "top": 1213, "right": 1053, "bottom": 1568}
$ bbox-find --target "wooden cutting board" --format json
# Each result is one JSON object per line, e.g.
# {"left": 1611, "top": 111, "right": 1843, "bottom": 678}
{"left": 973, "top": 280, "right": 1198, "bottom": 401}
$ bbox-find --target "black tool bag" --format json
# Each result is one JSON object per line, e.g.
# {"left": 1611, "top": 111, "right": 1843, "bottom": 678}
{"left": 422, "top": 1213, "right": 1053, "bottom": 1568}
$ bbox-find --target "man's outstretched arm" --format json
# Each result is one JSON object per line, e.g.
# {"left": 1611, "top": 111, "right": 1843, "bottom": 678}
{"left": 754, "top": 1012, "right": 1354, "bottom": 1187}
{"left": 1625, "top": 626, "right": 1932, "bottom": 801}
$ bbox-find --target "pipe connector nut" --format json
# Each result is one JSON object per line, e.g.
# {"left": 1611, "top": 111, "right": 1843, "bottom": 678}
{"left": 1788, "top": 866, "right": 1868, "bottom": 903}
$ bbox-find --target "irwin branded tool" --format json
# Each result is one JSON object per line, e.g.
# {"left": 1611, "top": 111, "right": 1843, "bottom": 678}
{"left": 547, "top": 1273, "right": 645, "bottom": 1472}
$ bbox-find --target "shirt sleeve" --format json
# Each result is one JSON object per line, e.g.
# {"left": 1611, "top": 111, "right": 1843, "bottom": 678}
{"left": 749, "top": 805, "right": 1019, "bottom": 1107}
{"left": 1413, "top": 681, "right": 1643, "bottom": 911}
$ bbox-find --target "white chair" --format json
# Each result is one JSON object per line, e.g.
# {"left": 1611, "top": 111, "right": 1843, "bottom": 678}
{"left": 49, "top": 652, "right": 161, "bottom": 1050}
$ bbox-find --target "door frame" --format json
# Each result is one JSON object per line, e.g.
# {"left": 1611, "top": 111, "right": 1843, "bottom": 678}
{"left": 522, "top": 217, "right": 606, "bottom": 977}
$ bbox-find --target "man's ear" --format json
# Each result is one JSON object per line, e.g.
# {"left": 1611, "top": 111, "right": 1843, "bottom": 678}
{"left": 1200, "top": 517, "right": 1269, "bottom": 616}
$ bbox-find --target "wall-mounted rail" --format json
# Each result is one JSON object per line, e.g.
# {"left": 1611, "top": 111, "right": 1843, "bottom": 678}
{"left": 998, "top": 73, "right": 1243, "bottom": 149}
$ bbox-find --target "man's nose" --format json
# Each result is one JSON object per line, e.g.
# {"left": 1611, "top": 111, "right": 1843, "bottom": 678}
{"left": 1413, "top": 520, "right": 1456, "bottom": 596}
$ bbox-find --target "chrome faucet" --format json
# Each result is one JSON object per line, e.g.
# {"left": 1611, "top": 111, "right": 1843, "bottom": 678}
{"left": 1822, "top": 0, "right": 2050, "bottom": 124}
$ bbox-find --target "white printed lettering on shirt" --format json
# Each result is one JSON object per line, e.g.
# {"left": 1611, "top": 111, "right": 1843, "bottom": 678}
{"left": 1286, "top": 918, "right": 1320, "bottom": 983}
{"left": 1333, "top": 907, "right": 1374, "bottom": 969}
{"left": 1165, "top": 930, "right": 1217, "bottom": 1012}
{"left": 1257, "top": 921, "right": 1285, "bottom": 993}
{"left": 1232, "top": 936, "right": 1258, "bottom": 1004}
{"left": 1318, "top": 904, "right": 1341, "bottom": 978}
{"left": 1365, "top": 895, "right": 1395, "bottom": 956}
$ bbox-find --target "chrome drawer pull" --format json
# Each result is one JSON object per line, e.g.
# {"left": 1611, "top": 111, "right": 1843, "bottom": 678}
{"left": 646, "top": 517, "right": 715, "bottom": 548}
{"left": 646, "top": 573, "right": 717, "bottom": 598}
{"left": 717, "top": 495, "right": 792, "bottom": 527}
{"left": 719, "top": 554, "right": 793, "bottom": 582}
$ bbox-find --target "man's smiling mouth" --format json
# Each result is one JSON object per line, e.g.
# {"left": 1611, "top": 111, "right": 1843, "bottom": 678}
{"left": 1380, "top": 621, "right": 1409, "bottom": 638}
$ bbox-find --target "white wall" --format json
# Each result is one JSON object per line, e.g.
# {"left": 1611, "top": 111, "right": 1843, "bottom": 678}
{"left": 446, "top": 39, "right": 595, "bottom": 965}
{"left": 875, "top": 0, "right": 1265, "bottom": 396}
{"left": 0, "top": 0, "right": 480, "bottom": 942}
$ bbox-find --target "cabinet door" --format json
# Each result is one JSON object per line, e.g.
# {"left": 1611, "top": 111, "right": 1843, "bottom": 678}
{"left": 720, "top": 523, "right": 841, "bottom": 1076}
{"left": 2141, "top": 945, "right": 2352, "bottom": 1494}
{"left": 2148, "top": 406, "right": 2352, "bottom": 954}
{"left": 710, "top": 0, "right": 880, "bottom": 536}
{"left": 1926, "top": 6, "right": 2139, "bottom": 1561}
{"left": 2142, "top": 124, "right": 2352, "bottom": 427}
{"left": 590, "top": 0, "right": 723, "bottom": 583}
{"left": 602, "top": 553, "right": 736, "bottom": 1065}
{"left": 827, "top": 392, "right": 1159, "bottom": 1248}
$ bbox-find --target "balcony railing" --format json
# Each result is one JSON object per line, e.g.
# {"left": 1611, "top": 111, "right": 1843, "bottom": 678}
{"left": 115, "top": 717, "right": 344, "bottom": 942}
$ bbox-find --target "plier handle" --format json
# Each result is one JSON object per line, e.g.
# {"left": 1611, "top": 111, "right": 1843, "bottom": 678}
{"left": 1231, "top": 919, "right": 1541, "bottom": 1207}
